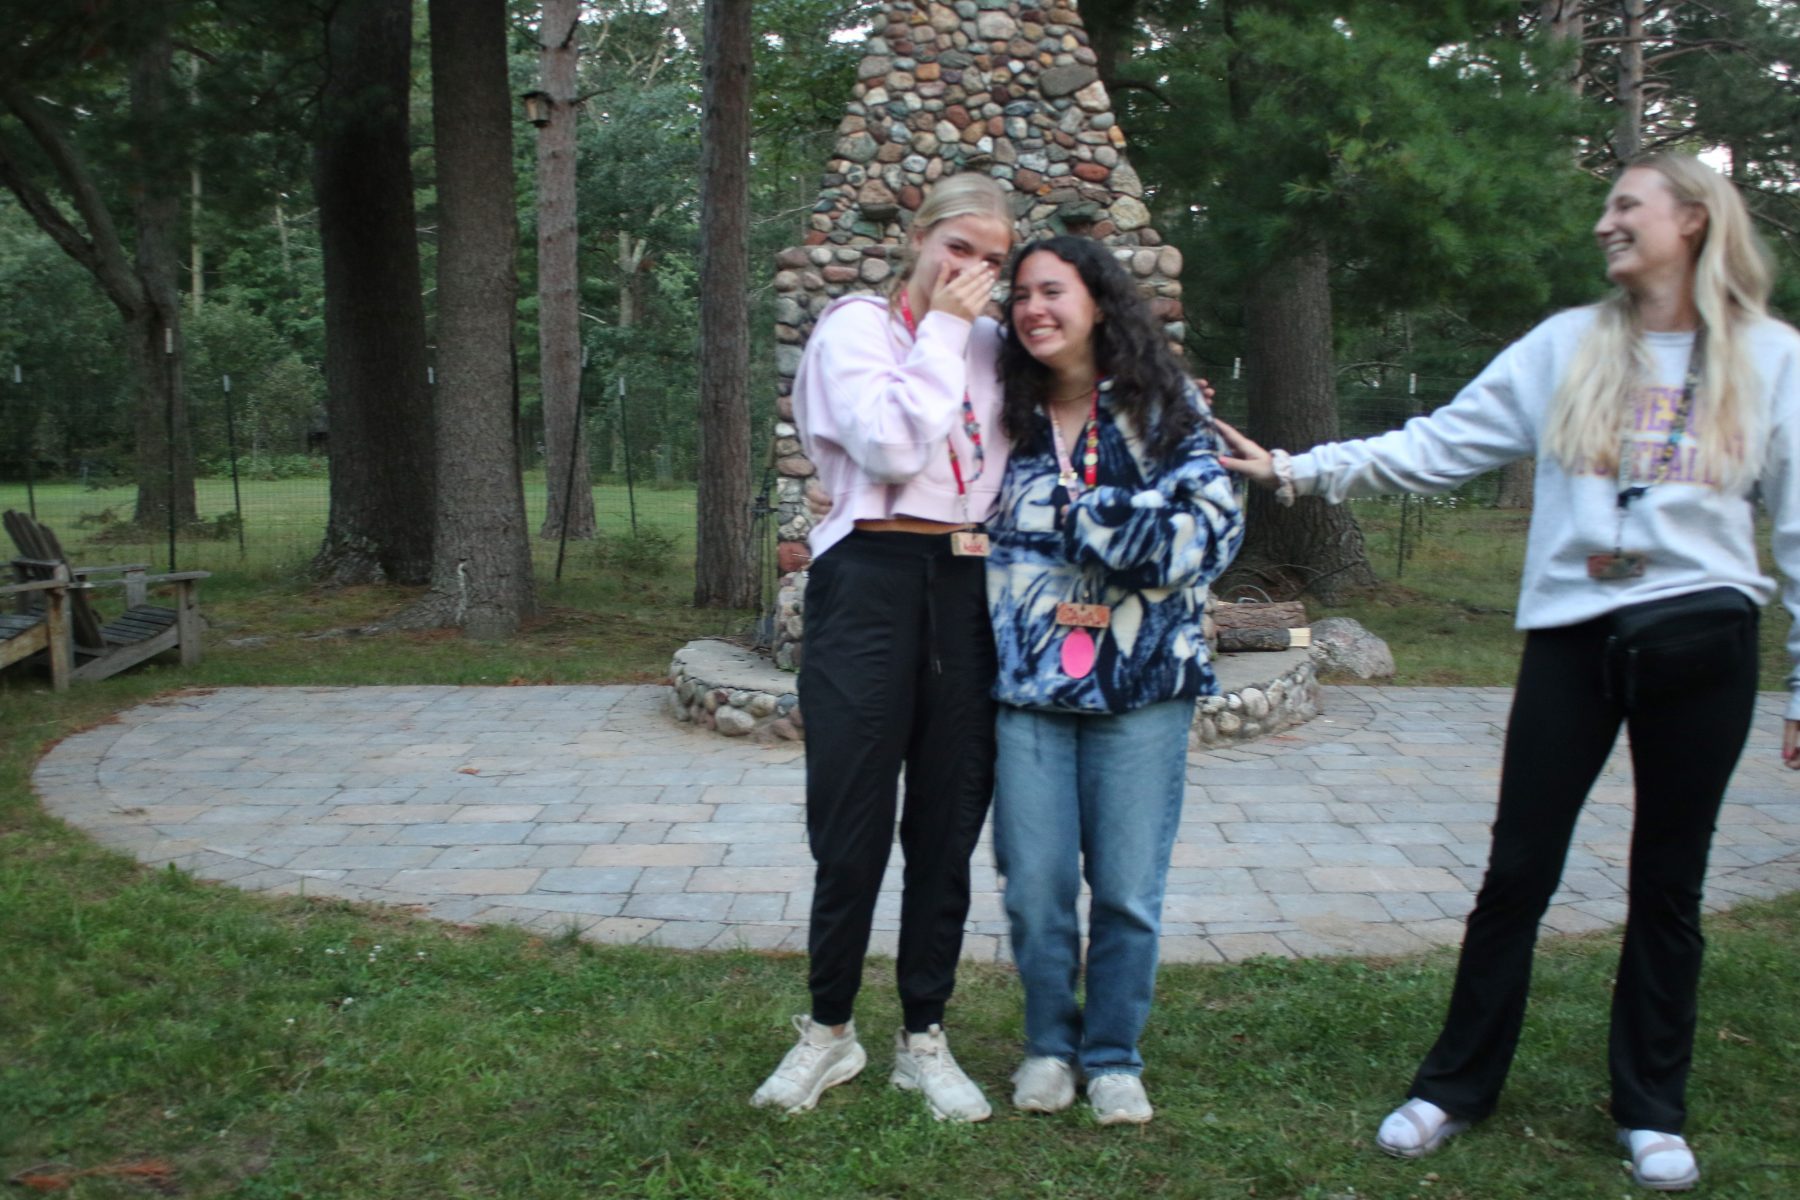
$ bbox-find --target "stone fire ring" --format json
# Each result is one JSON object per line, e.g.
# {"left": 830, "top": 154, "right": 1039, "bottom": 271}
{"left": 668, "top": 638, "right": 1319, "bottom": 749}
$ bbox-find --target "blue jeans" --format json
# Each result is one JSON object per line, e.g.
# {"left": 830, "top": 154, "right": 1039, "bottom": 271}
{"left": 992, "top": 698, "right": 1191, "bottom": 1078}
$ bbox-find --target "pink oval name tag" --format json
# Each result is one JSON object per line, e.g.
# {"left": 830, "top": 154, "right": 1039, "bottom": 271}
{"left": 1060, "top": 627, "right": 1096, "bottom": 679}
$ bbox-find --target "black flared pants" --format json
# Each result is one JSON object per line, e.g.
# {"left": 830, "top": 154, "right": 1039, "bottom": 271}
{"left": 798, "top": 531, "right": 996, "bottom": 1033}
{"left": 1410, "top": 606, "right": 1758, "bottom": 1133}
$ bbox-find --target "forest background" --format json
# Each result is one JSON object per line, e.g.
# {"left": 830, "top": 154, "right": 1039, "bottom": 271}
{"left": 2, "top": 0, "right": 1798, "bottom": 627}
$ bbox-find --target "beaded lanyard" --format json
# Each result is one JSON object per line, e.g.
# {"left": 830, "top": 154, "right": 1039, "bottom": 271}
{"left": 897, "top": 290, "right": 986, "bottom": 492}
{"left": 1046, "top": 385, "right": 1101, "bottom": 498}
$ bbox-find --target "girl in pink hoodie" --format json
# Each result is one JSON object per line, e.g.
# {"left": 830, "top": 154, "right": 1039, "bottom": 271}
{"left": 750, "top": 173, "right": 1015, "bottom": 1123}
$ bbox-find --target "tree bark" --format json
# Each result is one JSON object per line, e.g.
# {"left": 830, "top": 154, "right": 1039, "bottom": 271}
{"left": 311, "top": 0, "right": 437, "bottom": 586}
{"left": 128, "top": 25, "right": 197, "bottom": 530}
{"left": 694, "top": 0, "right": 756, "bottom": 608}
{"left": 1231, "top": 236, "right": 1378, "bottom": 601}
{"left": 535, "top": 0, "right": 596, "bottom": 541}
{"left": 1081, "top": 0, "right": 1140, "bottom": 89}
{"left": 608, "top": 230, "right": 649, "bottom": 471}
{"left": 1616, "top": 0, "right": 1645, "bottom": 163}
{"left": 404, "top": 0, "right": 535, "bottom": 636}
{"left": 1494, "top": 456, "right": 1536, "bottom": 508}
{"left": 1495, "top": 0, "right": 1587, "bottom": 512}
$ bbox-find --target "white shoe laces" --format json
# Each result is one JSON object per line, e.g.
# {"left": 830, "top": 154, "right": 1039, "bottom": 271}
{"left": 908, "top": 1035, "right": 966, "bottom": 1083}
{"left": 772, "top": 1015, "right": 837, "bottom": 1081}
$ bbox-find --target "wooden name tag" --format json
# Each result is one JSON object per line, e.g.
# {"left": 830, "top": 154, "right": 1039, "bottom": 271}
{"left": 1056, "top": 602, "right": 1111, "bottom": 629}
{"left": 950, "top": 531, "right": 990, "bottom": 557}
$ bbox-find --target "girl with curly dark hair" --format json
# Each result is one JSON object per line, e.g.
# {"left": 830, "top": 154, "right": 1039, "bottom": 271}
{"left": 999, "top": 235, "right": 1200, "bottom": 463}
{"left": 986, "top": 236, "right": 1244, "bottom": 1124}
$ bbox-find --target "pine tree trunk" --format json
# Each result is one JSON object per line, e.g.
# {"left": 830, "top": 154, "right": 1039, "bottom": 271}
{"left": 1616, "top": 0, "right": 1645, "bottom": 162}
{"left": 694, "top": 0, "right": 756, "bottom": 609}
{"left": 1233, "top": 236, "right": 1378, "bottom": 601}
{"left": 1494, "top": 457, "right": 1536, "bottom": 508}
{"left": 403, "top": 0, "right": 535, "bottom": 637}
{"left": 189, "top": 165, "right": 203, "bottom": 314}
{"left": 1081, "top": 0, "right": 1140, "bottom": 88}
{"left": 535, "top": 0, "right": 596, "bottom": 541}
{"left": 312, "top": 0, "right": 436, "bottom": 586}
{"left": 610, "top": 231, "right": 646, "bottom": 473}
{"left": 1494, "top": 1, "right": 1586, "bottom": 515}
{"left": 129, "top": 27, "right": 196, "bottom": 531}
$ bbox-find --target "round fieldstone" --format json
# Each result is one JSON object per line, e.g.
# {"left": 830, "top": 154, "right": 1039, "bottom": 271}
{"left": 715, "top": 706, "right": 756, "bottom": 736}
{"left": 777, "top": 541, "right": 809, "bottom": 574}
{"left": 1311, "top": 617, "right": 1397, "bottom": 679}
{"left": 1111, "top": 195, "right": 1151, "bottom": 231}
{"left": 977, "top": 11, "right": 1017, "bottom": 38}
{"left": 836, "top": 132, "right": 878, "bottom": 162}
{"left": 1039, "top": 64, "right": 1097, "bottom": 97}
{"left": 857, "top": 179, "right": 900, "bottom": 220}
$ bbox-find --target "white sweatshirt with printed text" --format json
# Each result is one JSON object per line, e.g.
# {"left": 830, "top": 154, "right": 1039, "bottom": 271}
{"left": 1287, "top": 306, "right": 1800, "bottom": 716}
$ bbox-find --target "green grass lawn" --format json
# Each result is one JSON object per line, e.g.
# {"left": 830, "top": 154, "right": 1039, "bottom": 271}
{"left": 2, "top": 504, "right": 1797, "bottom": 1198}
{"left": 0, "top": 473, "right": 702, "bottom": 580}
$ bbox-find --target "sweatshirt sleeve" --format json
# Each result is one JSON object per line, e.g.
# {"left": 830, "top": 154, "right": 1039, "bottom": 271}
{"left": 1060, "top": 386, "right": 1246, "bottom": 591}
{"left": 1290, "top": 334, "right": 1541, "bottom": 504}
{"left": 1756, "top": 332, "right": 1800, "bottom": 720}
{"left": 802, "top": 300, "right": 973, "bottom": 484}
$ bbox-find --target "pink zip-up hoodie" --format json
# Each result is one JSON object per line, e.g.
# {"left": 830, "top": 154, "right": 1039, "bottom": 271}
{"left": 793, "top": 293, "right": 1009, "bottom": 560}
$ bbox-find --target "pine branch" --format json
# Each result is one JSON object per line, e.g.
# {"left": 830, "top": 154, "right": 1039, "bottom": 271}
{"left": 1108, "top": 77, "right": 1173, "bottom": 107}
{"left": 0, "top": 128, "right": 102, "bottom": 276}
{"left": 0, "top": 84, "right": 145, "bottom": 315}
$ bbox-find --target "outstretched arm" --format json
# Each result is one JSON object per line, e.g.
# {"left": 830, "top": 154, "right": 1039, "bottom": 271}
{"left": 1215, "top": 418, "right": 1279, "bottom": 489}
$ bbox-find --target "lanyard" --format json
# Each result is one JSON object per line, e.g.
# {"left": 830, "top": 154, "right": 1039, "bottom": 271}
{"left": 1046, "top": 385, "right": 1101, "bottom": 498}
{"left": 897, "top": 290, "right": 986, "bottom": 500}
{"left": 1613, "top": 332, "right": 1705, "bottom": 553}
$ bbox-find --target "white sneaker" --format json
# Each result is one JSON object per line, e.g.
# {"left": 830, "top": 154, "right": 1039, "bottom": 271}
{"left": 890, "top": 1025, "right": 992, "bottom": 1122}
{"left": 1088, "top": 1072, "right": 1154, "bottom": 1125}
{"left": 1375, "top": 1098, "right": 1468, "bottom": 1158}
{"left": 1011, "top": 1056, "right": 1077, "bottom": 1113}
{"left": 750, "top": 1015, "right": 867, "bottom": 1113}
{"left": 1619, "top": 1128, "right": 1700, "bottom": 1191}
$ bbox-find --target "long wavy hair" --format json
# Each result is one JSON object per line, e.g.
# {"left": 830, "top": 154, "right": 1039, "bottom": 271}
{"left": 1545, "top": 152, "right": 1773, "bottom": 491}
{"left": 999, "top": 235, "right": 1197, "bottom": 462}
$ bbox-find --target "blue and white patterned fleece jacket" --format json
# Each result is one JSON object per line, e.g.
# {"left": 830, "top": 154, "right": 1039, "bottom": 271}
{"left": 987, "top": 378, "right": 1245, "bottom": 714}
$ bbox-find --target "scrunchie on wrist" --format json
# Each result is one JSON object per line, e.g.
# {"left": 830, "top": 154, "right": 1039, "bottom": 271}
{"left": 1270, "top": 448, "right": 1297, "bottom": 508}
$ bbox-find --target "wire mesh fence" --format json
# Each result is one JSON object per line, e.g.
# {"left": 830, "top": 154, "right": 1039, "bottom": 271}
{"left": 0, "top": 374, "right": 722, "bottom": 593}
{"left": 3, "top": 364, "right": 1506, "bottom": 628}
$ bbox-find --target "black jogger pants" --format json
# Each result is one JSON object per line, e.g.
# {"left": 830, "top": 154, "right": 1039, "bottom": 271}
{"left": 798, "top": 530, "right": 997, "bottom": 1032}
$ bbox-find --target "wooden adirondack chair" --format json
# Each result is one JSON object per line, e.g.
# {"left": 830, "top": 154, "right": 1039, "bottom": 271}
{"left": 5, "top": 509, "right": 210, "bottom": 684}
{"left": 0, "top": 568, "right": 73, "bottom": 691}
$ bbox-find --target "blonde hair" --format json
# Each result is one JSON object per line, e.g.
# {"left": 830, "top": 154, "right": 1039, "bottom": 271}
{"left": 1546, "top": 152, "right": 1774, "bottom": 491}
{"left": 887, "top": 172, "right": 1015, "bottom": 301}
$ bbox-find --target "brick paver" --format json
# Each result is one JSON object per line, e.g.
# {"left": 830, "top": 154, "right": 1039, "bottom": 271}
{"left": 31, "top": 683, "right": 1800, "bottom": 962}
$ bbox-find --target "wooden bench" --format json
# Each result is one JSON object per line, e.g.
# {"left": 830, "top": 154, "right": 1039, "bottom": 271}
{"left": 1, "top": 570, "right": 73, "bottom": 691}
{"left": 5, "top": 510, "right": 210, "bottom": 684}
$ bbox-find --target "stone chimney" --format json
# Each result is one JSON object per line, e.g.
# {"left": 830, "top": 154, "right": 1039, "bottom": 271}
{"left": 769, "top": 1, "right": 1184, "bottom": 669}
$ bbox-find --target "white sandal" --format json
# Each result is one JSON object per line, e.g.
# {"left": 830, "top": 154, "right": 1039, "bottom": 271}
{"left": 1618, "top": 1129, "right": 1699, "bottom": 1192}
{"left": 1376, "top": 1098, "right": 1469, "bottom": 1159}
